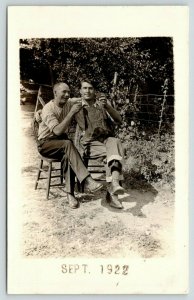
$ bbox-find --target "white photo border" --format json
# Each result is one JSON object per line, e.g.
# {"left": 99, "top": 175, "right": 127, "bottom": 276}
{"left": 1, "top": 1, "right": 193, "bottom": 298}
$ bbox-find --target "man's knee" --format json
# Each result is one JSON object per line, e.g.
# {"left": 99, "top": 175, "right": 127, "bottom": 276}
{"left": 64, "top": 139, "right": 73, "bottom": 146}
{"left": 108, "top": 159, "right": 122, "bottom": 170}
{"left": 61, "top": 139, "right": 75, "bottom": 151}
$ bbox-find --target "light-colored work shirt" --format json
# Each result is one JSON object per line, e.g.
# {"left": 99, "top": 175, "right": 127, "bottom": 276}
{"left": 38, "top": 99, "right": 72, "bottom": 141}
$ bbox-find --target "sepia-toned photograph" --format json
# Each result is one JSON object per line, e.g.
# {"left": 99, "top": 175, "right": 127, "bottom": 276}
{"left": 20, "top": 37, "right": 175, "bottom": 258}
{"left": 7, "top": 6, "right": 188, "bottom": 294}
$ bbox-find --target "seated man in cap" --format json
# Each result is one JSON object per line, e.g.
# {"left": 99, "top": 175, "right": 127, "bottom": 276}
{"left": 37, "top": 82, "right": 103, "bottom": 209}
{"left": 74, "top": 79, "right": 125, "bottom": 209}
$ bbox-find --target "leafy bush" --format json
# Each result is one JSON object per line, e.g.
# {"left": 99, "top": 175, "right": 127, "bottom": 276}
{"left": 121, "top": 133, "right": 175, "bottom": 190}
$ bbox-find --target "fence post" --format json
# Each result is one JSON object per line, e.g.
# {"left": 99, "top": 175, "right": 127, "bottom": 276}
{"left": 110, "top": 72, "right": 118, "bottom": 108}
{"left": 152, "top": 79, "right": 169, "bottom": 161}
{"left": 133, "top": 84, "right": 139, "bottom": 138}
{"left": 157, "top": 79, "right": 168, "bottom": 137}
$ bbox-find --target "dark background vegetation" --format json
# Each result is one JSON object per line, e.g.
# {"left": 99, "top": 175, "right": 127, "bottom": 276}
{"left": 20, "top": 37, "right": 174, "bottom": 94}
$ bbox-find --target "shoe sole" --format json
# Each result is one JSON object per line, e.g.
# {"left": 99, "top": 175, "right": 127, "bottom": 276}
{"left": 67, "top": 198, "right": 79, "bottom": 209}
{"left": 109, "top": 202, "right": 123, "bottom": 209}
{"left": 68, "top": 203, "right": 79, "bottom": 209}
{"left": 106, "top": 192, "right": 123, "bottom": 209}
{"left": 111, "top": 188, "right": 125, "bottom": 195}
{"left": 86, "top": 184, "right": 104, "bottom": 193}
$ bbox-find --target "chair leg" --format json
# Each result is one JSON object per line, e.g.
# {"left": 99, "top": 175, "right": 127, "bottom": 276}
{"left": 77, "top": 181, "right": 85, "bottom": 193}
{"left": 35, "top": 159, "right": 43, "bottom": 190}
{"left": 84, "top": 156, "right": 89, "bottom": 168}
{"left": 46, "top": 162, "right": 52, "bottom": 200}
{"left": 60, "top": 162, "right": 63, "bottom": 184}
{"left": 81, "top": 156, "right": 89, "bottom": 192}
{"left": 81, "top": 182, "right": 85, "bottom": 193}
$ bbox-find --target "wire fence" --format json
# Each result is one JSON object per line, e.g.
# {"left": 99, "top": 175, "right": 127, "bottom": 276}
{"left": 118, "top": 93, "right": 174, "bottom": 135}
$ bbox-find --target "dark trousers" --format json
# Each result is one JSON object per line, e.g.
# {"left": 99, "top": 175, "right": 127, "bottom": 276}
{"left": 38, "top": 136, "right": 90, "bottom": 194}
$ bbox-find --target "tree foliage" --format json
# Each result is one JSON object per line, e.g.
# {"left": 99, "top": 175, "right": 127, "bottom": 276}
{"left": 20, "top": 37, "right": 174, "bottom": 95}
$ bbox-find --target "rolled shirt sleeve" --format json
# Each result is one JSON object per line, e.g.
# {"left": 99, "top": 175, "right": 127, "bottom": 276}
{"left": 42, "top": 112, "right": 59, "bottom": 132}
{"left": 41, "top": 101, "right": 61, "bottom": 133}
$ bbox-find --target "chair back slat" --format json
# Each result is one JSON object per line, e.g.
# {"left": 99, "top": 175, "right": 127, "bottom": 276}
{"left": 31, "top": 117, "right": 40, "bottom": 144}
{"left": 34, "top": 85, "right": 53, "bottom": 114}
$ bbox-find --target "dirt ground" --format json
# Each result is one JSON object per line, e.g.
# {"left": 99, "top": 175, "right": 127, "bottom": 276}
{"left": 21, "top": 104, "right": 175, "bottom": 258}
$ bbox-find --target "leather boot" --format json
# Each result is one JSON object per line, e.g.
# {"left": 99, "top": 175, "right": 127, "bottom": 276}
{"left": 106, "top": 191, "right": 123, "bottom": 209}
{"left": 84, "top": 176, "right": 103, "bottom": 193}
{"left": 67, "top": 193, "right": 79, "bottom": 209}
{"left": 110, "top": 179, "right": 125, "bottom": 195}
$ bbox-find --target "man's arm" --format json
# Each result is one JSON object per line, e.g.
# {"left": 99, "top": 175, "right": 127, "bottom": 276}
{"left": 103, "top": 100, "right": 122, "bottom": 124}
{"left": 53, "top": 102, "right": 82, "bottom": 136}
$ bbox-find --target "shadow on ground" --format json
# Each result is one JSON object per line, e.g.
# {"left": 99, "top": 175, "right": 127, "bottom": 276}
{"left": 74, "top": 180, "right": 158, "bottom": 217}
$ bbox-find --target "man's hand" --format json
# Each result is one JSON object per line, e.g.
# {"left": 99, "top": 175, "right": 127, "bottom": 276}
{"left": 70, "top": 102, "right": 82, "bottom": 115}
{"left": 70, "top": 97, "right": 82, "bottom": 104}
{"left": 99, "top": 97, "right": 122, "bottom": 124}
{"left": 53, "top": 101, "right": 82, "bottom": 136}
{"left": 98, "top": 94, "right": 108, "bottom": 107}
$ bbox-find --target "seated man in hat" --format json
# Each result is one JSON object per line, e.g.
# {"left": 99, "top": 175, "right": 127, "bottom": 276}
{"left": 37, "top": 82, "right": 103, "bottom": 209}
{"left": 74, "top": 79, "right": 125, "bottom": 209}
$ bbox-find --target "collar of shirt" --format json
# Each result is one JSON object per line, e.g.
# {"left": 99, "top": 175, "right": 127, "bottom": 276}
{"left": 81, "top": 99, "right": 98, "bottom": 108}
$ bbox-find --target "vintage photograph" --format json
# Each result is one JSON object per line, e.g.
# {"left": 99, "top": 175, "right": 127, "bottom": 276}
{"left": 8, "top": 6, "right": 188, "bottom": 294}
{"left": 20, "top": 37, "right": 175, "bottom": 258}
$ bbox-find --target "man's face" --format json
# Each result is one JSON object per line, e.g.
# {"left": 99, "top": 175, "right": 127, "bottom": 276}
{"left": 55, "top": 83, "right": 70, "bottom": 105}
{"left": 80, "top": 82, "right": 95, "bottom": 101}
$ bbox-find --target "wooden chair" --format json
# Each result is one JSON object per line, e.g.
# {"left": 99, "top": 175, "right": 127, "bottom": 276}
{"left": 32, "top": 85, "right": 65, "bottom": 199}
{"left": 34, "top": 84, "right": 54, "bottom": 115}
{"left": 32, "top": 117, "right": 65, "bottom": 199}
